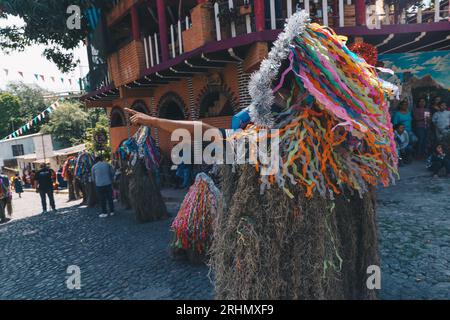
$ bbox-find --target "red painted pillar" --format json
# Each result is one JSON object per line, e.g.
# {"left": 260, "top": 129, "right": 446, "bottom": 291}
{"left": 196, "top": 0, "right": 207, "bottom": 3}
{"left": 156, "top": 0, "right": 170, "bottom": 62}
{"left": 130, "top": 5, "right": 140, "bottom": 41}
{"left": 332, "top": 0, "right": 339, "bottom": 27}
{"left": 355, "top": 0, "right": 366, "bottom": 26}
{"left": 254, "top": 0, "right": 265, "bottom": 32}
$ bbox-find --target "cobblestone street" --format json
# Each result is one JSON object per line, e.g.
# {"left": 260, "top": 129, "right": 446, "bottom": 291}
{"left": 0, "top": 190, "right": 213, "bottom": 300}
{"left": 378, "top": 162, "right": 450, "bottom": 299}
{"left": 0, "top": 162, "right": 448, "bottom": 300}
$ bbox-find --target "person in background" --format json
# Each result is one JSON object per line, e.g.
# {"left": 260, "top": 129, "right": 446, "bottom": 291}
{"left": 432, "top": 101, "right": 450, "bottom": 141}
{"left": 35, "top": 164, "right": 57, "bottom": 214}
{"left": 91, "top": 155, "right": 115, "bottom": 218}
{"left": 430, "top": 96, "right": 442, "bottom": 114}
{"left": 413, "top": 98, "right": 431, "bottom": 159}
{"left": 0, "top": 172, "right": 13, "bottom": 223}
{"left": 394, "top": 124, "right": 412, "bottom": 165}
{"left": 30, "top": 170, "right": 36, "bottom": 188}
{"left": 392, "top": 101, "right": 414, "bottom": 135}
{"left": 22, "top": 171, "right": 30, "bottom": 188}
{"left": 13, "top": 173, "right": 24, "bottom": 198}
{"left": 57, "top": 166, "right": 67, "bottom": 189}
{"left": 426, "top": 144, "right": 450, "bottom": 178}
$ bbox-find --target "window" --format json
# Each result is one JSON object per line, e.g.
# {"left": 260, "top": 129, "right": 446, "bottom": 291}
{"left": 12, "top": 144, "right": 24, "bottom": 157}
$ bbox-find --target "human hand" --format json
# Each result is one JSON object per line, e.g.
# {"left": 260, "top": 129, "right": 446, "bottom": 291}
{"left": 124, "top": 108, "right": 156, "bottom": 126}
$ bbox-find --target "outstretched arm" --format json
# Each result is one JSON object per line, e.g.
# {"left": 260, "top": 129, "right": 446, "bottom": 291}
{"left": 124, "top": 108, "right": 216, "bottom": 135}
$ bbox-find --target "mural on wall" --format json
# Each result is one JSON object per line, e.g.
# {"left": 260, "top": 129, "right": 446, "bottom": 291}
{"left": 378, "top": 50, "right": 450, "bottom": 107}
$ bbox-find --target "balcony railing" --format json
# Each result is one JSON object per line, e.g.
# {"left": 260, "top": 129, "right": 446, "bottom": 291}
{"left": 101, "top": 0, "right": 449, "bottom": 92}
{"left": 142, "top": 16, "right": 191, "bottom": 69}
{"left": 81, "top": 64, "right": 111, "bottom": 92}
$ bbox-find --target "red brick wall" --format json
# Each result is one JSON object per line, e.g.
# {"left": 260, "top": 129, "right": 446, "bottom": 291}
{"left": 110, "top": 126, "right": 138, "bottom": 152}
{"left": 182, "top": 4, "right": 215, "bottom": 52}
{"left": 106, "top": 62, "right": 241, "bottom": 156}
{"left": 108, "top": 40, "right": 146, "bottom": 87}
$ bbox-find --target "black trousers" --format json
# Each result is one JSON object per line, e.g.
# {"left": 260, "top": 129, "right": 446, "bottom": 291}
{"left": 96, "top": 184, "right": 114, "bottom": 214}
{"left": 0, "top": 198, "right": 6, "bottom": 221}
{"left": 39, "top": 189, "right": 55, "bottom": 211}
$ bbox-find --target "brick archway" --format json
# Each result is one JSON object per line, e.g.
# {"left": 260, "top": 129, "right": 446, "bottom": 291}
{"left": 156, "top": 92, "right": 187, "bottom": 156}
{"left": 196, "top": 84, "right": 239, "bottom": 118}
{"left": 131, "top": 100, "right": 150, "bottom": 114}
{"left": 157, "top": 92, "right": 187, "bottom": 120}
{"left": 110, "top": 106, "right": 126, "bottom": 127}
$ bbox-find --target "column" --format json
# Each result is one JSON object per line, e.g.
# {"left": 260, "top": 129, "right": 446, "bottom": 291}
{"left": 254, "top": 0, "right": 265, "bottom": 32}
{"left": 130, "top": 5, "right": 140, "bottom": 41}
{"left": 355, "top": 0, "right": 366, "bottom": 26}
{"left": 156, "top": 0, "right": 169, "bottom": 62}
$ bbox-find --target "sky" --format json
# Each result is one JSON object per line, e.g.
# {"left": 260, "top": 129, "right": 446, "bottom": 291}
{"left": 0, "top": 15, "right": 89, "bottom": 93}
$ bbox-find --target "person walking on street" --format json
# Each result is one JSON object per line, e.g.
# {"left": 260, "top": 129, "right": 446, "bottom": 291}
{"left": 35, "top": 164, "right": 57, "bottom": 214}
{"left": 13, "top": 173, "right": 24, "bottom": 198}
{"left": 413, "top": 98, "right": 431, "bottom": 158}
{"left": 91, "top": 155, "right": 115, "bottom": 218}
{"left": 0, "top": 172, "right": 13, "bottom": 223}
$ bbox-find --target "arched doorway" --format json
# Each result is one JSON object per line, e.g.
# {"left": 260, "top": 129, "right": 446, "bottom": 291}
{"left": 110, "top": 107, "right": 126, "bottom": 127}
{"left": 197, "top": 82, "right": 239, "bottom": 119}
{"left": 157, "top": 92, "right": 187, "bottom": 156}
{"left": 199, "top": 90, "right": 234, "bottom": 118}
{"left": 131, "top": 100, "right": 149, "bottom": 114}
{"left": 158, "top": 93, "right": 186, "bottom": 120}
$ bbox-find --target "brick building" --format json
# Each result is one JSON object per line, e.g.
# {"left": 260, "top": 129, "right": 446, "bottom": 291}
{"left": 82, "top": 0, "right": 450, "bottom": 155}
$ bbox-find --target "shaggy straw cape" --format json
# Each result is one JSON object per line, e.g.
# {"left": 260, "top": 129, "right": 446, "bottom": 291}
{"left": 209, "top": 11, "right": 397, "bottom": 299}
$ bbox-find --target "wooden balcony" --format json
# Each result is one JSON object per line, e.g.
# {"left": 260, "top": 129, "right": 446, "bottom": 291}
{"left": 84, "top": 0, "right": 449, "bottom": 99}
{"left": 107, "top": 0, "right": 140, "bottom": 27}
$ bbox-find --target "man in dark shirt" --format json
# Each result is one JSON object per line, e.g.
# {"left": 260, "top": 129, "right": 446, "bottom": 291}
{"left": 35, "top": 164, "right": 56, "bottom": 213}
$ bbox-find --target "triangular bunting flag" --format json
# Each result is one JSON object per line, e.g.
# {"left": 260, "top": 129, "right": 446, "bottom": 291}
{"left": 60, "top": 78, "right": 64, "bottom": 83}
{"left": 3, "top": 69, "right": 8, "bottom": 76}
{"left": 34, "top": 74, "right": 39, "bottom": 81}
{"left": 51, "top": 76, "right": 55, "bottom": 82}
{"left": 18, "top": 71, "right": 24, "bottom": 77}
{"left": 40, "top": 75, "right": 45, "bottom": 81}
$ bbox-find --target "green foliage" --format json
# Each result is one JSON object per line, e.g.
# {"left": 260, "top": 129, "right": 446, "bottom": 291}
{"left": 40, "top": 101, "right": 89, "bottom": 148}
{"left": 5, "top": 83, "right": 48, "bottom": 133}
{"left": 0, "top": 0, "right": 114, "bottom": 72}
{"left": 0, "top": 92, "right": 21, "bottom": 138}
{"left": 84, "top": 111, "right": 111, "bottom": 160}
{"left": 0, "top": 83, "right": 48, "bottom": 138}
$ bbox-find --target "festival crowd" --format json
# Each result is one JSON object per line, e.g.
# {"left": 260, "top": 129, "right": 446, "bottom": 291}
{"left": 392, "top": 96, "right": 450, "bottom": 178}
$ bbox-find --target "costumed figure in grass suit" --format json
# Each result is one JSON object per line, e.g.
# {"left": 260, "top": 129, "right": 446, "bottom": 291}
{"left": 125, "top": 11, "right": 398, "bottom": 299}
{"left": 0, "top": 174, "right": 13, "bottom": 223}
{"left": 123, "top": 126, "right": 167, "bottom": 223}
{"left": 115, "top": 141, "right": 132, "bottom": 210}
{"left": 74, "top": 151, "right": 96, "bottom": 207}
{"left": 170, "top": 172, "right": 221, "bottom": 264}
{"left": 62, "top": 156, "right": 78, "bottom": 201}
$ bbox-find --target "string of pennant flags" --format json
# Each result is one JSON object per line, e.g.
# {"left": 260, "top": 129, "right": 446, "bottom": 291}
{"left": 2, "top": 68, "right": 75, "bottom": 85}
{"left": 2, "top": 101, "right": 61, "bottom": 141}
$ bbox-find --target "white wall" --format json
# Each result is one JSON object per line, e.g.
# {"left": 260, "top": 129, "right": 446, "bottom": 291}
{"left": 0, "top": 133, "right": 53, "bottom": 168}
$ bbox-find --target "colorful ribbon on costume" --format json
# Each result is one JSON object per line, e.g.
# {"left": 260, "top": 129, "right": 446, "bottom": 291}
{"left": 243, "top": 21, "right": 398, "bottom": 199}
{"left": 170, "top": 173, "right": 221, "bottom": 254}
